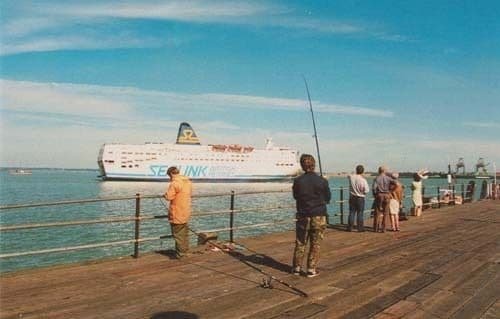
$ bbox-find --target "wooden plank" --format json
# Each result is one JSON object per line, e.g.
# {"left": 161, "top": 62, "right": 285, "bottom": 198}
{"left": 270, "top": 303, "right": 328, "bottom": 319}
{"left": 374, "top": 300, "right": 419, "bottom": 318}
{"left": 1, "top": 200, "right": 499, "bottom": 319}
{"left": 450, "top": 266, "right": 500, "bottom": 319}
{"left": 337, "top": 273, "right": 441, "bottom": 319}
{"left": 480, "top": 300, "right": 500, "bottom": 319}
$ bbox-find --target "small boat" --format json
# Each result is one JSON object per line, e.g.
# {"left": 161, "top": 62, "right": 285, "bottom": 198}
{"left": 8, "top": 168, "right": 32, "bottom": 175}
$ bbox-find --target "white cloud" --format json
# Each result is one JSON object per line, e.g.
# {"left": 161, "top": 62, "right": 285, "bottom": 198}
{"left": 1, "top": 80, "right": 394, "bottom": 120}
{"left": 463, "top": 122, "right": 500, "bottom": 129}
{"left": 1, "top": 1, "right": 406, "bottom": 55}
{"left": 199, "top": 93, "right": 394, "bottom": 117}
{"left": 2, "top": 17, "right": 66, "bottom": 38}
{"left": 1, "top": 33, "right": 163, "bottom": 56}
{"left": 1, "top": 80, "right": 132, "bottom": 118}
{"left": 53, "top": 1, "right": 274, "bottom": 22}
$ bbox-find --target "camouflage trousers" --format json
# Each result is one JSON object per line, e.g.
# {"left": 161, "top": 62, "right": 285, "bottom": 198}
{"left": 293, "top": 215, "right": 327, "bottom": 271}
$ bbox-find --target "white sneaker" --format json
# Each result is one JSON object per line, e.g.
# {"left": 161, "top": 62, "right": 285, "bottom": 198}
{"left": 292, "top": 266, "right": 301, "bottom": 276}
{"left": 306, "top": 269, "right": 319, "bottom": 278}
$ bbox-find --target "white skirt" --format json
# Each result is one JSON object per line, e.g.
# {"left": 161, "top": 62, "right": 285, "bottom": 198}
{"left": 389, "top": 199, "right": 399, "bottom": 215}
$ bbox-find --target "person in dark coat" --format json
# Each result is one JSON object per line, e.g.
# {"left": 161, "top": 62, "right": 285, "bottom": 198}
{"left": 291, "top": 154, "right": 331, "bottom": 278}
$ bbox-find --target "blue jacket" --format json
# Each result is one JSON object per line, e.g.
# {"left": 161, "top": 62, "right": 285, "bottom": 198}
{"left": 293, "top": 172, "right": 331, "bottom": 217}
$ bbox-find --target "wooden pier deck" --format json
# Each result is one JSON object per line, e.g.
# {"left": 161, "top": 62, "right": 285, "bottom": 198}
{"left": 1, "top": 200, "right": 499, "bottom": 319}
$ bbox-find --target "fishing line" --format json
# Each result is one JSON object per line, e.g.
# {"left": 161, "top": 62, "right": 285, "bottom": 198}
{"left": 158, "top": 198, "right": 308, "bottom": 297}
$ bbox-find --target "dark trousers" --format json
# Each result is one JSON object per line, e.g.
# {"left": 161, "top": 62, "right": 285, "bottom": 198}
{"left": 170, "top": 223, "right": 189, "bottom": 257}
{"left": 348, "top": 196, "right": 366, "bottom": 231}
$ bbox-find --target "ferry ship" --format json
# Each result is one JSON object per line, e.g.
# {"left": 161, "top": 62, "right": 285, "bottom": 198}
{"left": 97, "top": 122, "right": 301, "bottom": 182}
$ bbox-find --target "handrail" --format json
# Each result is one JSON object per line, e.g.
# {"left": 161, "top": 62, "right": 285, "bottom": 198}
{"left": 0, "top": 190, "right": 291, "bottom": 211}
{"left": 0, "top": 181, "right": 481, "bottom": 268}
{"left": 0, "top": 204, "right": 297, "bottom": 231}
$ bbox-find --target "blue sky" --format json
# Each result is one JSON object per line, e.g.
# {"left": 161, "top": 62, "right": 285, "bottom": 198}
{"left": 1, "top": 0, "right": 499, "bottom": 173}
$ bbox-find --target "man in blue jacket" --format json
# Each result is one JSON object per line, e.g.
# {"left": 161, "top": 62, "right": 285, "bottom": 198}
{"left": 292, "top": 154, "right": 331, "bottom": 278}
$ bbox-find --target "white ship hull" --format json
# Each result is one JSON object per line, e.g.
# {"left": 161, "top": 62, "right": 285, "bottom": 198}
{"left": 97, "top": 123, "right": 301, "bottom": 182}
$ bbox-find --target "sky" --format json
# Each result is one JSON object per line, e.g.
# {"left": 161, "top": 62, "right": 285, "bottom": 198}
{"left": 1, "top": 0, "right": 499, "bottom": 173}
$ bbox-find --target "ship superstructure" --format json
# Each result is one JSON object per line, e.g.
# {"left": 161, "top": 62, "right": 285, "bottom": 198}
{"left": 97, "top": 122, "right": 301, "bottom": 182}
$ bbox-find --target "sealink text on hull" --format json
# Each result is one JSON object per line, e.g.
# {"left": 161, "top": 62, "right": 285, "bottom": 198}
{"left": 97, "top": 122, "right": 301, "bottom": 182}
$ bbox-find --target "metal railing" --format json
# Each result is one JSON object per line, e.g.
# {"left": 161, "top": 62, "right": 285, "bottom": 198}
{"left": 0, "top": 190, "right": 295, "bottom": 260}
{"left": 0, "top": 182, "right": 483, "bottom": 263}
{"left": 331, "top": 182, "right": 479, "bottom": 224}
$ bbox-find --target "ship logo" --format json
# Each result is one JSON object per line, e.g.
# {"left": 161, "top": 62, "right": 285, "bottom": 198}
{"left": 176, "top": 122, "right": 201, "bottom": 145}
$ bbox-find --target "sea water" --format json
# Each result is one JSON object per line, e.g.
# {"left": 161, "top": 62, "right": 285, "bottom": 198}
{"left": 0, "top": 169, "right": 483, "bottom": 273}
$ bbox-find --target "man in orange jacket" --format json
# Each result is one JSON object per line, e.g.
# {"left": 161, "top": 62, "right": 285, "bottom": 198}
{"left": 164, "top": 166, "right": 193, "bottom": 258}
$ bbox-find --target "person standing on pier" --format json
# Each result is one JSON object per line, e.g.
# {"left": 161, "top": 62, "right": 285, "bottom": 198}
{"left": 291, "top": 154, "right": 331, "bottom": 278}
{"left": 372, "top": 166, "right": 396, "bottom": 233}
{"left": 164, "top": 166, "right": 193, "bottom": 259}
{"left": 411, "top": 170, "right": 428, "bottom": 216}
{"left": 389, "top": 174, "right": 403, "bottom": 231}
{"left": 347, "top": 165, "right": 369, "bottom": 232}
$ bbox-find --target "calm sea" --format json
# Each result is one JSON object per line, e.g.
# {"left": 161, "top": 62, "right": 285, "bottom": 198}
{"left": 0, "top": 169, "right": 483, "bottom": 273}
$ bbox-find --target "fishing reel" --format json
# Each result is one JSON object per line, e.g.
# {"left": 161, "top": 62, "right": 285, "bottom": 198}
{"left": 260, "top": 276, "right": 274, "bottom": 289}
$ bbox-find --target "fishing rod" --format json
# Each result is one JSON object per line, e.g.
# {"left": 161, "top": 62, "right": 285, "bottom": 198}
{"left": 158, "top": 198, "right": 308, "bottom": 297}
{"left": 302, "top": 76, "right": 323, "bottom": 176}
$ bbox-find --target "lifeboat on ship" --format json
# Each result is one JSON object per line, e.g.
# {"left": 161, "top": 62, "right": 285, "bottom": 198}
{"left": 211, "top": 144, "right": 227, "bottom": 152}
{"left": 228, "top": 144, "right": 243, "bottom": 152}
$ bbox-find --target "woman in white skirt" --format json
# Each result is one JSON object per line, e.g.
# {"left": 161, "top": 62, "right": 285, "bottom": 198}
{"left": 411, "top": 170, "right": 428, "bottom": 217}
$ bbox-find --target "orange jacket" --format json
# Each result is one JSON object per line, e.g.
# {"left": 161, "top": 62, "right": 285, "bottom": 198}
{"left": 164, "top": 174, "right": 192, "bottom": 224}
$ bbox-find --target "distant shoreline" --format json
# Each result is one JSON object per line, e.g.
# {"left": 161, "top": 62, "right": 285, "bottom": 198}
{"left": 1, "top": 168, "right": 496, "bottom": 179}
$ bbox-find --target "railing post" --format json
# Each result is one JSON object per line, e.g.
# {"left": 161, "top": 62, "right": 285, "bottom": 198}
{"left": 340, "top": 187, "right": 344, "bottom": 225}
{"left": 229, "top": 191, "right": 235, "bottom": 243}
{"left": 461, "top": 183, "right": 465, "bottom": 202}
{"left": 452, "top": 184, "right": 456, "bottom": 205}
{"left": 437, "top": 187, "right": 441, "bottom": 209}
{"left": 134, "top": 193, "right": 141, "bottom": 258}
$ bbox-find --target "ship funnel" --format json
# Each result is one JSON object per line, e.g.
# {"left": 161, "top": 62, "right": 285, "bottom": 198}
{"left": 176, "top": 122, "right": 201, "bottom": 145}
